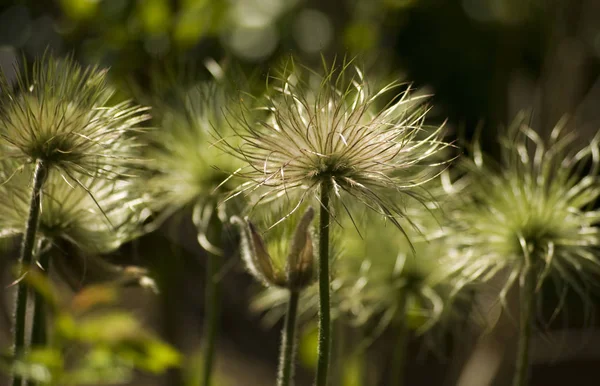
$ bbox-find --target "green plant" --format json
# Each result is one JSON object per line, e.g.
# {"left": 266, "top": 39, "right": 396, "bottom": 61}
{"left": 221, "top": 59, "right": 450, "bottom": 385}
{"left": 3, "top": 272, "right": 180, "bottom": 386}
{"left": 232, "top": 205, "right": 315, "bottom": 386}
{"left": 446, "top": 114, "right": 600, "bottom": 386}
{"left": 143, "top": 76, "right": 245, "bottom": 386}
{"left": 0, "top": 54, "right": 149, "bottom": 386}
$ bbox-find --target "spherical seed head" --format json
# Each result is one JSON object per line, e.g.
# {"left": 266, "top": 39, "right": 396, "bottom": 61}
{"left": 146, "top": 82, "right": 244, "bottom": 212}
{"left": 334, "top": 204, "right": 472, "bottom": 334}
{"left": 0, "top": 162, "right": 150, "bottom": 254}
{"left": 449, "top": 114, "right": 600, "bottom": 309}
{"left": 223, "top": 60, "right": 451, "bottom": 229}
{"left": 0, "top": 54, "right": 149, "bottom": 177}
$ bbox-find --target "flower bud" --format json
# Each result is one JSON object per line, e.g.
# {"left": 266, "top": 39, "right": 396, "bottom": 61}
{"left": 286, "top": 207, "right": 315, "bottom": 290}
{"left": 232, "top": 207, "right": 316, "bottom": 290}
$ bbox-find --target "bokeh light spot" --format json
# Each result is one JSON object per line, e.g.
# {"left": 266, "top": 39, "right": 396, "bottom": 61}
{"left": 293, "top": 9, "right": 333, "bottom": 54}
{"left": 226, "top": 25, "right": 278, "bottom": 61}
{"left": 0, "top": 6, "right": 31, "bottom": 48}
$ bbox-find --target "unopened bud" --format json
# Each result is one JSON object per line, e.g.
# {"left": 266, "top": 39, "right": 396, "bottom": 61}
{"left": 231, "top": 216, "right": 286, "bottom": 287}
{"left": 286, "top": 207, "right": 315, "bottom": 290}
{"left": 232, "top": 207, "right": 316, "bottom": 290}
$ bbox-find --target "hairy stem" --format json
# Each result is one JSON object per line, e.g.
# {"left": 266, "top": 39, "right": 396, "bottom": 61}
{"left": 201, "top": 250, "right": 221, "bottom": 386}
{"left": 512, "top": 265, "right": 535, "bottom": 386}
{"left": 277, "top": 290, "right": 300, "bottom": 386}
{"left": 31, "top": 249, "right": 51, "bottom": 347}
{"left": 316, "top": 181, "right": 332, "bottom": 386}
{"left": 331, "top": 319, "right": 346, "bottom": 386}
{"left": 30, "top": 249, "right": 51, "bottom": 386}
{"left": 13, "top": 160, "right": 47, "bottom": 386}
{"left": 390, "top": 290, "right": 409, "bottom": 386}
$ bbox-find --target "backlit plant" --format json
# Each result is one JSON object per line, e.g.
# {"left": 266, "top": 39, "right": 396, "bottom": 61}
{"left": 221, "top": 59, "right": 451, "bottom": 385}
{"left": 0, "top": 55, "right": 149, "bottom": 386}
{"left": 445, "top": 115, "right": 600, "bottom": 386}
{"left": 232, "top": 204, "right": 316, "bottom": 386}
{"left": 143, "top": 77, "right": 245, "bottom": 386}
{"left": 0, "top": 165, "right": 149, "bottom": 254}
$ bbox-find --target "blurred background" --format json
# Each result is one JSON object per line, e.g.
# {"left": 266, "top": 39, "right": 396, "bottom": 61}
{"left": 1, "top": 0, "right": 600, "bottom": 385}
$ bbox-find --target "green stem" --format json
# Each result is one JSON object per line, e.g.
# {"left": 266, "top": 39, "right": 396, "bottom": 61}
{"left": 331, "top": 319, "right": 346, "bottom": 386}
{"left": 277, "top": 290, "right": 300, "bottom": 386}
{"left": 390, "top": 290, "right": 409, "bottom": 386}
{"left": 316, "top": 181, "right": 332, "bottom": 386}
{"left": 30, "top": 249, "right": 51, "bottom": 386}
{"left": 201, "top": 251, "right": 221, "bottom": 386}
{"left": 31, "top": 249, "right": 51, "bottom": 347}
{"left": 12, "top": 160, "right": 46, "bottom": 386}
{"left": 512, "top": 265, "right": 535, "bottom": 386}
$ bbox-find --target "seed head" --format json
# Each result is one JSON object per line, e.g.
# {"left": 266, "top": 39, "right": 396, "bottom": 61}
{"left": 335, "top": 209, "right": 472, "bottom": 337}
{"left": 222, "top": 59, "right": 451, "bottom": 229}
{"left": 146, "top": 82, "right": 244, "bottom": 211}
{"left": 0, "top": 54, "right": 149, "bottom": 178}
{"left": 447, "top": 114, "right": 600, "bottom": 315}
{"left": 0, "top": 161, "right": 150, "bottom": 254}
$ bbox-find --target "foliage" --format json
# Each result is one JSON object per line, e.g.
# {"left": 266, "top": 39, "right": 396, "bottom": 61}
{"left": 3, "top": 271, "right": 180, "bottom": 385}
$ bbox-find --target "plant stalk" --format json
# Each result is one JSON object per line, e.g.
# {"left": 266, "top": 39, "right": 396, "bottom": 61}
{"left": 30, "top": 249, "right": 51, "bottom": 386}
{"left": 201, "top": 250, "right": 221, "bottom": 386}
{"left": 316, "top": 181, "right": 332, "bottom": 386}
{"left": 512, "top": 264, "right": 535, "bottom": 386}
{"left": 277, "top": 290, "right": 300, "bottom": 386}
{"left": 390, "top": 289, "right": 409, "bottom": 386}
{"left": 12, "top": 160, "right": 47, "bottom": 386}
{"left": 31, "top": 249, "right": 51, "bottom": 347}
{"left": 331, "top": 319, "right": 346, "bottom": 386}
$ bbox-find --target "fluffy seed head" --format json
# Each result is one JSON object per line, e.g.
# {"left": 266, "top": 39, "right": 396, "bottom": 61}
{"left": 447, "top": 114, "right": 600, "bottom": 314}
{"left": 0, "top": 54, "right": 149, "bottom": 177}
{"left": 332, "top": 203, "right": 473, "bottom": 339}
{"left": 146, "top": 82, "right": 244, "bottom": 211}
{"left": 0, "top": 161, "right": 150, "bottom": 254}
{"left": 222, "top": 60, "right": 451, "bottom": 229}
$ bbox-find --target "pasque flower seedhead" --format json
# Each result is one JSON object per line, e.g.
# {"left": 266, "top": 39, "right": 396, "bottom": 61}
{"left": 0, "top": 54, "right": 149, "bottom": 178}
{"left": 447, "top": 114, "right": 600, "bottom": 313}
{"left": 221, "top": 59, "right": 451, "bottom": 229}
{"left": 146, "top": 81, "right": 243, "bottom": 211}
{"left": 0, "top": 160, "right": 150, "bottom": 254}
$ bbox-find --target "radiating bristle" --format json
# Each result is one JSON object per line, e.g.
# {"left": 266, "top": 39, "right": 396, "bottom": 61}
{"left": 0, "top": 54, "right": 149, "bottom": 179}
{"left": 0, "top": 160, "right": 150, "bottom": 254}
{"left": 220, "top": 59, "right": 452, "bottom": 234}
{"left": 446, "top": 113, "right": 600, "bottom": 323}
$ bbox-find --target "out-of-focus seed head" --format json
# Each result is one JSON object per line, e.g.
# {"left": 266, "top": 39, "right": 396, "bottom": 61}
{"left": 0, "top": 161, "right": 151, "bottom": 254}
{"left": 446, "top": 113, "right": 600, "bottom": 319}
{"left": 146, "top": 82, "right": 243, "bottom": 211}
{"left": 334, "top": 208, "right": 472, "bottom": 337}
